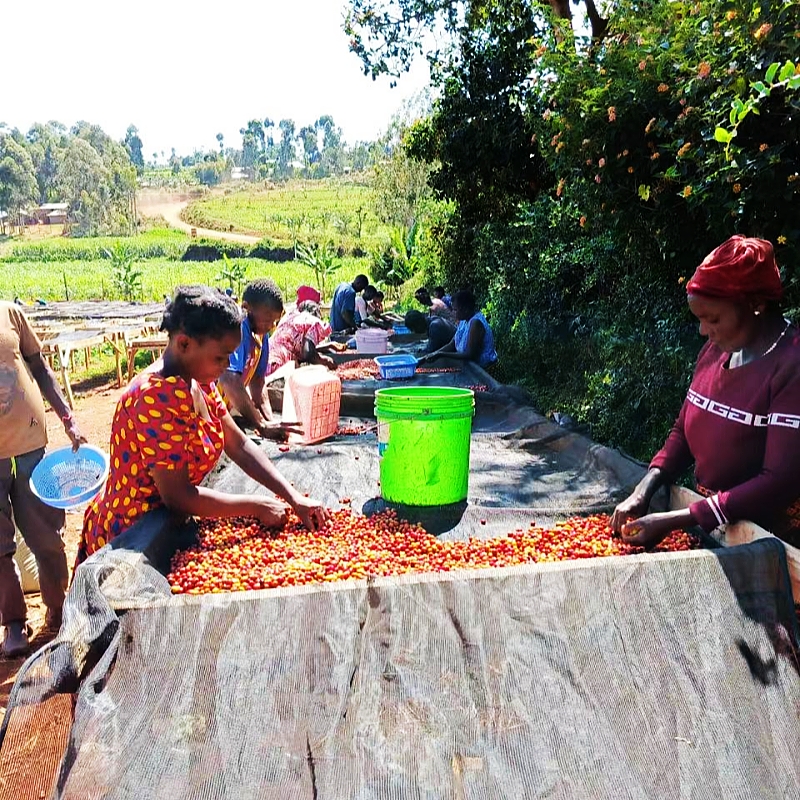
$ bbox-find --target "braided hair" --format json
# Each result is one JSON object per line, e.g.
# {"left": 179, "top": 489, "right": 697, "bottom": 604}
{"left": 161, "top": 285, "right": 243, "bottom": 340}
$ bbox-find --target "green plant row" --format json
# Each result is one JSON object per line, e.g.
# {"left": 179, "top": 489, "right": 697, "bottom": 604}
{"left": 3, "top": 228, "right": 190, "bottom": 263}
{"left": 0, "top": 258, "right": 359, "bottom": 304}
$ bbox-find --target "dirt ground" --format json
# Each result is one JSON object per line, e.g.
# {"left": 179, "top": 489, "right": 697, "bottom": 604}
{"left": 137, "top": 190, "right": 262, "bottom": 244}
{"left": 0, "top": 379, "right": 120, "bottom": 722}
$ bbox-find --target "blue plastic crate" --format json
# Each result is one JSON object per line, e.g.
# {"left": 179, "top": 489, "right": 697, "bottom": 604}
{"left": 392, "top": 325, "right": 411, "bottom": 335}
{"left": 374, "top": 354, "right": 418, "bottom": 380}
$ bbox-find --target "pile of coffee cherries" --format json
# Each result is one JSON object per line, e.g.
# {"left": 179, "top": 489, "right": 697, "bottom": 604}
{"left": 167, "top": 511, "right": 700, "bottom": 595}
{"left": 336, "top": 424, "right": 373, "bottom": 436}
{"left": 336, "top": 360, "right": 380, "bottom": 380}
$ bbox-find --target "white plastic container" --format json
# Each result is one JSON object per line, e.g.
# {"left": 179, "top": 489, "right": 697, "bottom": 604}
{"left": 286, "top": 365, "right": 342, "bottom": 444}
{"left": 13, "top": 530, "right": 39, "bottom": 594}
{"left": 355, "top": 328, "right": 391, "bottom": 354}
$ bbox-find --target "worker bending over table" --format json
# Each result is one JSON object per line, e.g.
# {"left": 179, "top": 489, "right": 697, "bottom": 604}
{"left": 612, "top": 236, "right": 800, "bottom": 548}
{"left": 217, "top": 278, "right": 296, "bottom": 441}
{"left": 330, "top": 274, "right": 369, "bottom": 333}
{"left": 418, "top": 289, "right": 497, "bottom": 369}
{"left": 78, "top": 285, "right": 327, "bottom": 564}
{"left": 267, "top": 298, "right": 336, "bottom": 373}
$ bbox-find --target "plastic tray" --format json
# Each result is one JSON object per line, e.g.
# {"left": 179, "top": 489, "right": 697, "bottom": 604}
{"left": 392, "top": 325, "right": 411, "bottom": 335}
{"left": 374, "top": 354, "right": 418, "bottom": 380}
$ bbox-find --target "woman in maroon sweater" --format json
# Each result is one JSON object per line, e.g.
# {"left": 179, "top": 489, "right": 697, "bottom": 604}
{"left": 611, "top": 236, "right": 800, "bottom": 548}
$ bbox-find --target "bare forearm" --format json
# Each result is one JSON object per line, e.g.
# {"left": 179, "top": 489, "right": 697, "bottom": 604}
{"left": 227, "top": 438, "right": 301, "bottom": 506}
{"left": 165, "top": 485, "right": 268, "bottom": 519}
{"left": 441, "top": 350, "right": 472, "bottom": 361}
{"left": 250, "top": 378, "right": 272, "bottom": 419}
{"left": 666, "top": 507, "right": 697, "bottom": 529}
{"left": 31, "top": 360, "right": 72, "bottom": 419}
{"left": 220, "top": 374, "right": 265, "bottom": 428}
{"left": 633, "top": 468, "right": 666, "bottom": 505}
{"left": 430, "top": 340, "right": 457, "bottom": 358}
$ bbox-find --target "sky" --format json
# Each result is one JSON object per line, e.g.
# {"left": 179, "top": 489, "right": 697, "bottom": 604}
{"left": 1, "top": 0, "right": 431, "bottom": 160}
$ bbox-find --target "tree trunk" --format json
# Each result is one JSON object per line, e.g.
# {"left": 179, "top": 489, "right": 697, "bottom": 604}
{"left": 584, "top": 0, "right": 609, "bottom": 41}
{"left": 548, "top": 0, "right": 572, "bottom": 23}
{"left": 548, "top": 0, "right": 608, "bottom": 42}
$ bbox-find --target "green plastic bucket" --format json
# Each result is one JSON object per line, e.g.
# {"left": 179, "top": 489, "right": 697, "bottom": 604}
{"left": 375, "top": 387, "right": 475, "bottom": 506}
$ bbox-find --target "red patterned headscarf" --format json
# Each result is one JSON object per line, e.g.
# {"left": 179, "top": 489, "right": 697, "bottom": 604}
{"left": 686, "top": 235, "right": 782, "bottom": 301}
{"left": 296, "top": 285, "right": 321, "bottom": 305}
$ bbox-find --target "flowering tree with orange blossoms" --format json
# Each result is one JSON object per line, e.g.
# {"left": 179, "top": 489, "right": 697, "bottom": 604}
{"left": 348, "top": 0, "right": 800, "bottom": 458}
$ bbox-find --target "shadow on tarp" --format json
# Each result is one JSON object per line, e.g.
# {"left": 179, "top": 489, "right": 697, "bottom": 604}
{"left": 711, "top": 537, "right": 800, "bottom": 681}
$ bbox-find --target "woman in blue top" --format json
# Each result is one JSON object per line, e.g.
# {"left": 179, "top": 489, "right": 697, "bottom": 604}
{"left": 419, "top": 289, "right": 497, "bottom": 368}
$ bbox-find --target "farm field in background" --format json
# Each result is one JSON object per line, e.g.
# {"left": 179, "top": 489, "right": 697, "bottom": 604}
{"left": 0, "top": 258, "right": 334, "bottom": 303}
{"left": 181, "top": 179, "right": 389, "bottom": 251}
{"left": 0, "top": 228, "right": 190, "bottom": 262}
{"left": 0, "top": 178, "right": 388, "bottom": 303}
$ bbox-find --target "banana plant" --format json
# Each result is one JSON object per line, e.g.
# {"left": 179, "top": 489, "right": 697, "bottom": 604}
{"left": 103, "top": 243, "right": 142, "bottom": 302}
{"left": 296, "top": 239, "right": 340, "bottom": 301}
{"left": 216, "top": 253, "right": 248, "bottom": 297}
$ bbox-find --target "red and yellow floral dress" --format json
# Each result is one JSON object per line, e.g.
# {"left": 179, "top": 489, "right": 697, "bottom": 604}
{"left": 79, "top": 374, "right": 227, "bottom": 561}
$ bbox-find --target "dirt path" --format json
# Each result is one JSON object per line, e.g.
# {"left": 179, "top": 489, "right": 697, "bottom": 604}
{"left": 138, "top": 191, "right": 261, "bottom": 245}
{"left": 0, "top": 382, "right": 120, "bottom": 722}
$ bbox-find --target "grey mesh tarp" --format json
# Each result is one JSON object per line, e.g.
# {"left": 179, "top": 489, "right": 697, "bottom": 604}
{"left": 2, "top": 402, "right": 799, "bottom": 799}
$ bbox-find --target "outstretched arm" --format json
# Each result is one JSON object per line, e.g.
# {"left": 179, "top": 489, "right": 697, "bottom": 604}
{"left": 221, "top": 412, "right": 328, "bottom": 531}
{"left": 218, "top": 371, "right": 268, "bottom": 430}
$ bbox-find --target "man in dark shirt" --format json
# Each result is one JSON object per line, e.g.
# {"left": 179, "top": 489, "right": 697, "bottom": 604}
{"left": 330, "top": 275, "right": 369, "bottom": 332}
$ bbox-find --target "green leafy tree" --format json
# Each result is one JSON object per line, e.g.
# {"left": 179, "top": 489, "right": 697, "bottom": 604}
{"left": 169, "top": 147, "right": 181, "bottom": 175}
{"left": 299, "top": 125, "right": 320, "bottom": 173}
{"left": 404, "top": 3, "right": 551, "bottom": 227}
{"left": 275, "top": 119, "right": 297, "bottom": 180}
{"left": 194, "top": 154, "right": 227, "bottom": 186}
{"left": 317, "top": 115, "right": 345, "bottom": 176}
{"left": 372, "top": 131, "right": 433, "bottom": 230}
{"left": 26, "top": 122, "right": 67, "bottom": 203}
{"left": 240, "top": 119, "right": 266, "bottom": 173}
{"left": 539, "top": 0, "right": 800, "bottom": 281}
{"left": 344, "top": 0, "right": 609, "bottom": 82}
{"left": 123, "top": 124, "right": 145, "bottom": 173}
{"left": 263, "top": 118, "right": 275, "bottom": 149}
{"left": 57, "top": 127, "right": 136, "bottom": 236}
{"left": 0, "top": 133, "right": 38, "bottom": 228}
{"left": 57, "top": 137, "right": 111, "bottom": 234}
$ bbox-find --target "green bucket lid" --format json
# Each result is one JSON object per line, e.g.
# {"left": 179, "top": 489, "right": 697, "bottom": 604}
{"left": 375, "top": 387, "right": 475, "bottom": 420}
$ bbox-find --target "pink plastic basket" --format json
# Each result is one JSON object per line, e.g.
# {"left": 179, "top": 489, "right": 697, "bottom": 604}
{"left": 289, "top": 367, "right": 342, "bottom": 444}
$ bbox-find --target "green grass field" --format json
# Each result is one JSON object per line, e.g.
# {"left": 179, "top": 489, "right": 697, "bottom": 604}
{"left": 0, "top": 259, "right": 330, "bottom": 303}
{"left": 0, "top": 254, "right": 378, "bottom": 303}
{"left": 181, "top": 179, "right": 390, "bottom": 251}
{"left": 0, "top": 228, "right": 190, "bottom": 262}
